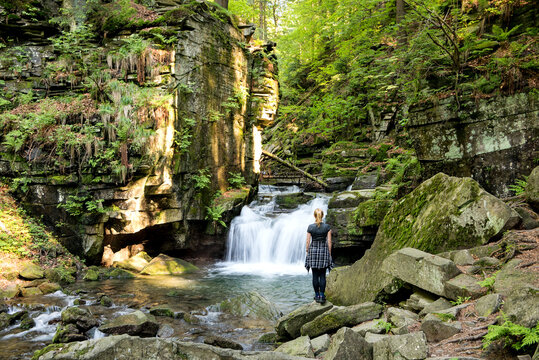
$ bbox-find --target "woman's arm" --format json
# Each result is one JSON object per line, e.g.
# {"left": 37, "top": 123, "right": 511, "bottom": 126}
{"left": 306, "top": 232, "right": 311, "bottom": 253}
{"left": 327, "top": 230, "right": 332, "bottom": 256}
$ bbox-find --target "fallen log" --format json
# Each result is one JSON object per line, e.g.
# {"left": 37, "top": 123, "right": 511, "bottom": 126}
{"left": 261, "top": 150, "right": 329, "bottom": 189}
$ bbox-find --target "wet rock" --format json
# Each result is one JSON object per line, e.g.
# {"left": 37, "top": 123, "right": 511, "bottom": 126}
{"left": 444, "top": 274, "right": 485, "bottom": 300}
{"left": 35, "top": 334, "right": 305, "bottom": 360}
{"left": 373, "top": 332, "right": 428, "bottom": 360}
{"left": 52, "top": 323, "right": 87, "bottom": 343}
{"left": 107, "top": 268, "right": 136, "bottom": 279}
{"left": 405, "top": 291, "right": 437, "bottom": 312}
{"left": 44, "top": 267, "right": 75, "bottom": 285}
{"left": 157, "top": 324, "right": 174, "bottom": 338}
{"left": 219, "top": 290, "right": 281, "bottom": 322}
{"left": 387, "top": 307, "right": 419, "bottom": 329}
{"left": 421, "top": 313, "right": 462, "bottom": 342}
{"left": 419, "top": 298, "right": 453, "bottom": 316}
{"left": 258, "top": 332, "right": 280, "bottom": 343}
{"left": 99, "top": 310, "right": 159, "bottom": 337}
{"left": 328, "top": 191, "right": 370, "bottom": 209}
{"left": 61, "top": 306, "right": 99, "bottom": 332}
{"left": 21, "top": 287, "right": 43, "bottom": 297}
{"left": 325, "top": 327, "right": 372, "bottom": 360}
{"left": 37, "top": 282, "right": 61, "bottom": 294}
{"left": 83, "top": 268, "right": 100, "bottom": 281}
{"left": 204, "top": 335, "right": 243, "bottom": 350}
{"left": 115, "top": 251, "right": 152, "bottom": 272}
{"left": 352, "top": 319, "right": 384, "bottom": 336}
{"left": 99, "top": 295, "right": 113, "bottom": 307}
{"left": 311, "top": 334, "right": 330, "bottom": 356}
{"left": 150, "top": 306, "right": 174, "bottom": 317}
{"left": 383, "top": 248, "right": 461, "bottom": 297}
{"left": 300, "top": 302, "right": 382, "bottom": 338}
{"left": 351, "top": 172, "right": 379, "bottom": 190}
{"left": 0, "top": 283, "right": 20, "bottom": 298}
{"left": 475, "top": 293, "right": 502, "bottom": 317}
{"left": 140, "top": 254, "right": 198, "bottom": 275}
{"left": 0, "top": 312, "right": 11, "bottom": 330}
{"left": 20, "top": 313, "right": 36, "bottom": 329}
{"left": 19, "top": 263, "right": 44, "bottom": 280}
{"left": 327, "top": 173, "right": 517, "bottom": 305}
{"left": 276, "top": 301, "right": 333, "bottom": 339}
{"left": 275, "top": 336, "right": 314, "bottom": 358}
{"left": 525, "top": 166, "right": 539, "bottom": 210}
{"left": 275, "top": 193, "right": 315, "bottom": 209}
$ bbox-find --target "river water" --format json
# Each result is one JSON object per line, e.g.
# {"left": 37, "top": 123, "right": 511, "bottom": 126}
{"left": 0, "top": 186, "right": 329, "bottom": 359}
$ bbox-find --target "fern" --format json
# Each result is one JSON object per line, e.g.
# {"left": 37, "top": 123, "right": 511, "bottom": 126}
{"left": 483, "top": 315, "right": 539, "bottom": 351}
{"left": 508, "top": 176, "right": 528, "bottom": 196}
{"left": 477, "top": 271, "right": 498, "bottom": 291}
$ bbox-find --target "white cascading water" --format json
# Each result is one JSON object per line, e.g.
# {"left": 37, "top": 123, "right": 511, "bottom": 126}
{"left": 217, "top": 186, "right": 329, "bottom": 275}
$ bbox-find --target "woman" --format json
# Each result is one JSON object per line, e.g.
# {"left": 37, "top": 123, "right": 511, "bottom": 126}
{"left": 305, "top": 208, "right": 332, "bottom": 304}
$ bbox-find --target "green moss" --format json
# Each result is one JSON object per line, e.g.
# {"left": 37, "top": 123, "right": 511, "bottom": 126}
{"left": 31, "top": 343, "right": 64, "bottom": 360}
{"left": 353, "top": 199, "right": 392, "bottom": 228}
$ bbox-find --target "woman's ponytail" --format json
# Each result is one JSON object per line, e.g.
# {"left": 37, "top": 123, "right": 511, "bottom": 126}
{"left": 314, "top": 208, "right": 324, "bottom": 227}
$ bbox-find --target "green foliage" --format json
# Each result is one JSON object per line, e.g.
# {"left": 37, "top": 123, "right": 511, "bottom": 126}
{"left": 376, "top": 319, "right": 393, "bottom": 334}
{"left": 483, "top": 315, "right": 539, "bottom": 351}
{"left": 508, "top": 176, "right": 528, "bottom": 196}
{"left": 192, "top": 169, "right": 211, "bottom": 191}
{"left": 486, "top": 25, "right": 522, "bottom": 42}
{"left": 57, "top": 194, "right": 106, "bottom": 217}
{"left": 450, "top": 296, "right": 471, "bottom": 306}
{"left": 206, "top": 205, "right": 227, "bottom": 228}
{"left": 228, "top": 172, "right": 246, "bottom": 189}
{"left": 478, "top": 271, "right": 499, "bottom": 291}
{"left": 433, "top": 312, "right": 457, "bottom": 322}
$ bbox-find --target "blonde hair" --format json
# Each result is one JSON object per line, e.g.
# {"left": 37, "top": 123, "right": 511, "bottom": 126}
{"left": 314, "top": 208, "right": 324, "bottom": 227}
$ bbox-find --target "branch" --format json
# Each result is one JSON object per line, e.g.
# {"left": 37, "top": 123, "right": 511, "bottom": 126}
{"left": 261, "top": 150, "right": 329, "bottom": 189}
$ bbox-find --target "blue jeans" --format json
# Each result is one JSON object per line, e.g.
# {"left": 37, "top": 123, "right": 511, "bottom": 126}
{"left": 312, "top": 268, "right": 327, "bottom": 294}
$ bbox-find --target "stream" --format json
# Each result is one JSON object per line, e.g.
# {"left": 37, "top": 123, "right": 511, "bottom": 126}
{"left": 0, "top": 185, "right": 330, "bottom": 359}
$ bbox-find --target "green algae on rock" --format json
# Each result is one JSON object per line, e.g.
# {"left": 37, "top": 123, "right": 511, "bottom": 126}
{"left": 326, "top": 173, "right": 518, "bottom": 305}
{"left": 140, "top": 254, "right": 198, "bottom": 275}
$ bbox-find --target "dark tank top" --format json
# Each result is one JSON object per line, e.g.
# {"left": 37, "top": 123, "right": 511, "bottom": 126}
{"left": 308, "top": 223, "right": 331, "bottom": 242}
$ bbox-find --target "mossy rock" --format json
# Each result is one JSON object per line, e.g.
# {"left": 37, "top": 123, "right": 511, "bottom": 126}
{"left": 219, "top": 290, "right": 281, "bottom": 321}
{"left": 107, "top": 268, "right": 136, "bottom": 279}
{"left": 44, "top": 267, "right": 75, "bottom": 285}
{"left": 21, "top": 287, "right": 43, "bottom": 297}
{"left": 149, "top": 306, "right": 174, "bottom": 318}
{"left": 353, "top": 199, "right": 392, "bottom": 227}
{"left": 327, "top": 173, "right": 517, "bottom": 305}
{"left": 37, "top": 282, "right": 61, "bottom": 294}
{"left": 83, "top": 268, "right": 100, "bottom": 281}
{"left": 0, "top": 283, "right": 20, "bottom": 299}
{"left": 274, "top": 193, "right": 315, "bottom": 209}
{"left": 140, "top": 254, "right": 198, "bottom": 276}
{"left": 114, "top": 252, "right": 152, "bottom": 273}
{"left": 19, "top": 263, "right": 44, "bottom": 280}
{"left": 525, "top": 166, "right": 539, "bottom": 210}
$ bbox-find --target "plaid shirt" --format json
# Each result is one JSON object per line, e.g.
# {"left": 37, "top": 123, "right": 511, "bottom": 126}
{"left": 305, "top": 223, "right": 333, "bottom": 271}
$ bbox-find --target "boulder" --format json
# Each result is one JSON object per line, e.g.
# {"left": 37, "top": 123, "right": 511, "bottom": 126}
{"left": 372, "top": 332, "right": 428, "bottom": 360}
{"left": 324, "top": 327, "right": 372, "bottom": 360}
{"left": 474, "top": 293, "right": 502, "bottom": 317}
{"left": 19, "top": 263, "right": 44, "bottom": 280}
{"left": 525, "top": 166, "right": 539, "bottom": 209}
{"left": 353, "top": 199, "right": 392, "bottom": 228}
{"left": 352, "top": 319, "right": 384, "bottom": 336}
{"left": 328, "top": 191, "right": 370, "bottom": 209}
{"left": 99, "top": 295, "right": 113, "bottom": 307}
{"left": 311, "top": 334, "right": 331, "bottom": 356}
{"left": 157, "top": 324, "right": 175, "bottom": 338}
{"left": 405, "top": 291, "right": 437, "bottom": 312}
{"left": 21, "top": 287, "right": 43, "bottom": 297}
{"left": 387, "top": 307, "right": 419, "bottom": 329}
{"left": 38, "top": 282, "right": 61, "bottom": 294}
{"left": 149, "top": 306, "right": 174, "bottom": 318}
{"left": 300, "top": 302, "right": 382, "bottom": 338}
{"left": 382, "top": 248, "right": 461, "bottom": 297}
{"left": 99, "top": 310, "right": 159, "bottom": 337}
{"left": 327, "top": 173, "right": 517, "bottom": 305}
{"left": 275, "top": 193, "right": 315, "bottom": 209}
{"left": 351, "top": 172, "right": 379, "bottom": 190}
{"left": 140, "top": 254, "right": 198, "bottom": 275}
{"left": 0, "top": 283, "right": 20, "bottom": 298}
{"left": 83, "top": 268, "right": 100, "bottom": 281}
{"left": 20, "top": 313, "right": 35, "bottom": 329}
{"left": 44, "top": 267, "right": 75, "bottom": 285}
{"left": 274, "top": 336, "right": 314, "bottom": 358}
{"left": 258, "top": 332, "right": 281, "bottom": 344}
{"left": 514, "top": 206, "right": 539, "bottom": 230}
{"left": 115, "top": 251, "right": 152, "bottom": 272}
{"left": 421, "top": 313, "right": 462, "bottom": 342}
{"left": 276, "top": 301, "right": 333, "bottom": 339}
{"left": 61, "top": 306, "right": 99, "bottom": 332}
{"left": 419, "top": 298, "right": 453, "bottom": 316}
{"left": 452, "top": 250, "right": 475, "bottom": 266}
{"left": 35, "top": 334, "right": 307, "bottom": 360}
{"left": 219, "top": 291, "right": 281, "bottom": 322}
{"left": 107, "top": 268, "right": 136, "bottom": 279}
{"left": 365, "top": 332, "right": 390, "bottom": 345}
{"left": 0, "top": 313, "right": 11, "bottom": 330}
{"left": 444, "top": 274, "right": 485, "bottom": 300}
{"left": 204, "top": 335, "right": 243, "bottom": 350}
{"left": 52, "top": 323, "right": 87, "bottom": 343}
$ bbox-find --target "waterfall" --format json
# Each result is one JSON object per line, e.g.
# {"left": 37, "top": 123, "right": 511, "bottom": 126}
{"left": 218, "top": 186, "right": 329, "bottom": 275}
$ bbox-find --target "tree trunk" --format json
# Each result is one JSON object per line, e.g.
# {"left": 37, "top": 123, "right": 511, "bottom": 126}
{"left": 262, "top": 150, "right": 329, "bottom": 189}
{"left": 216, "top": 0, "right": 229, "bottom": 10}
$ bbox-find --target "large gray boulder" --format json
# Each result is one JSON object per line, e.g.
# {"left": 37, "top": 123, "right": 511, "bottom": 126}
{"left": 382, "top": 248, "right": 461, "bottom": 297}
{"left": 474, "top": 294, "right": 502, "bottom": 317}
{"left": 219, "top": 291, "right": 281, "bottom": 322}
{"left": 525, "top": 166, "right": 539, "bottom": 209}
{"left": 300, "top": 302, "right": 382, "bottom": 338}
{"left": 421, "top": 313, "right": 462, "bottom": 342}
{"left": 61, "top": 307, "right": 99, "bottom": 332}
{"left": 372, "top": 332, "right": 428, "bottom": 360}
{"left": 310, "top": 334, "right": 331, "bottom": 356}
{"left": 387, "top": 307, "right": 419, "bottom": 329}
{"left": 276, "top": 301, "right": 333, "bottom": 339}
{"left": 327, "top": 173, "right": 516, "bottom": 305}
{"left": 274, "top": 336, "right": 314, "bottom": 358}
{"left": 444, "top": 274, "right": 485, "bottom": 300}
{"left": 140, "top": 254, "right": 198, "bottom": 275}
{"left": 98, "top": 311, "right": 159, "bottom": 337}
{"left": 35, "top": 334, "right": 311, "bottom": 360}
{"left": 324, "top": 327, "right": 372, "bottom": 360}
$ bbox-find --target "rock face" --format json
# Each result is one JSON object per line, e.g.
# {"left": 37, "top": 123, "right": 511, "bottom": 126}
{"left": 219, "top": 291, "right": 281, "bottom": 322}
{"left": 372, "top": 332, "right": 428, "bottom": 360}
{"left": 139, "top": 254, "right": 198, "bottom": 275}
{"left": 407, "top": 93, "right": 539, "bottom": 198}
{"left": 276, "top": 301, "right": 334, "bottom": 339}
{"left": 526, "top": 166, "right": 539, "bottom": 210}
{"left": 274, "top": 336, "right": 314, "bottom": 358}
{"left": 99, "top": 311, "right": 160, "bottom": 337}
{"left": 327, "top": 173, "right": 516, "bottom": 305}
{"left": 0, "top": 1, "right": 279, "bottom": 263}
{"left": 324, "top": 327, "right": 372, "bottom": 360}
{"left": 35, "top": 334, "right": 305, "bottom": 360}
